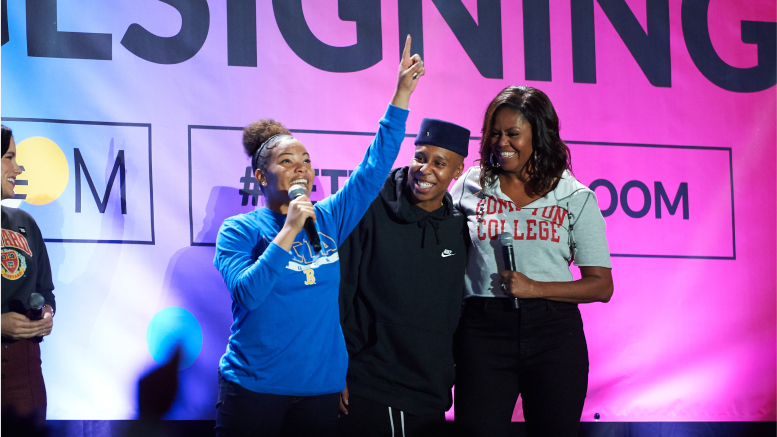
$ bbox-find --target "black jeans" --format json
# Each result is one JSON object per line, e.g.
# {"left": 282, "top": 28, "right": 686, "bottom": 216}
{"left": 215, "top": 373, "right": 340, "bottom": 437}
{"left": 454, "top": 297, "right": 589, "bottom": 437}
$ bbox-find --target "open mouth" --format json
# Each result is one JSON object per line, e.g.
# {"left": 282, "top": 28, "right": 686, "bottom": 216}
{"left": 414, "top": 178, "right": 436, "bottom": 193}
{"left": 499, "top": 151, "right": 516, "bottom": 159}
{"left": 290, "top": 179, "right": 308, "bottom": 187}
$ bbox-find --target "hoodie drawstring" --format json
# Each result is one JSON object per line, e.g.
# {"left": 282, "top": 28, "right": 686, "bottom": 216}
{"left": 418, "top": 217, "right": 441, "bottom": 248}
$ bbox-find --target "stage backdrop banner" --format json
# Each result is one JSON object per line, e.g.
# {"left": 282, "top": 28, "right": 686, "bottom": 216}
{"left": 1, "top": 0, "right": 774, "bottom": 422}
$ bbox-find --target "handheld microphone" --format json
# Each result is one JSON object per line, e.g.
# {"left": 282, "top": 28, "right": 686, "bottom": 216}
{"left": 288, "top": 184, "right": 322, "bottom": 253}
{"left": 29, "top": 292, "right": 45, "bottom": 321}
{"left": 499, "top": 232, "right": 520, "bottom": 310}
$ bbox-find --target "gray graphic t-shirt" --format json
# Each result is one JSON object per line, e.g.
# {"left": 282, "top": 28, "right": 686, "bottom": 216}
{"left": 450, "top": 167, "right": 611, "bottom": 299}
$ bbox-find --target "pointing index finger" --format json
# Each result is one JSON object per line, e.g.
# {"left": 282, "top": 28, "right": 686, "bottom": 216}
{"left": 402, "top": 34, "right": 412, "bottom": 63}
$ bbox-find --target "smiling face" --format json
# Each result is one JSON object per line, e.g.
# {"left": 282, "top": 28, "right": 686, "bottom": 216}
{"left": 254, "top": 138, "right": 314, "bottom": 213}
{"left": 1, "top": 136, "right": 22, "bottom": 200}
{"left": 490, "top": 107, "right": 533, "bottom": 177}
{"left": 407, "top": 144, "right": 465, "bottom": 212}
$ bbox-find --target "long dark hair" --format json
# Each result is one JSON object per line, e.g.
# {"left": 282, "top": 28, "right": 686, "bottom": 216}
{"left": 1, "top": 125, "right": 13, "bottom": 156}
{"left": 478, "top": 86, "right": 571, "bottom": 197}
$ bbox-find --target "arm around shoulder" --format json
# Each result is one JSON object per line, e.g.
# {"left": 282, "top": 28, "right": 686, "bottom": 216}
{"left": 449, "top": 167, "right": 477, "bottom": 214}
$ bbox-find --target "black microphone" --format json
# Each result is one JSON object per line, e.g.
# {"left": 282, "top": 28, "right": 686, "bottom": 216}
{"left": 499, "top": 232, "right": 520, "bottom": 310}
{"left": 29, "top": 292, "right": 45, "bottom": 321}
{"left": 288, "top": 184, "right": 321, "bottom": 253}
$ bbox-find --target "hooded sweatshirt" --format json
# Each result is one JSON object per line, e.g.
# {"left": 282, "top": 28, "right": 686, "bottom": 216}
{"left": 339, "top": 167, "right": 467, "bottom": 415}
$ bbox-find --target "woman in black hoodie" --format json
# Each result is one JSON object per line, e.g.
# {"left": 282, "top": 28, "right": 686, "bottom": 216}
{"left": 338, "top": 118, "right": 471, "bottom": 437}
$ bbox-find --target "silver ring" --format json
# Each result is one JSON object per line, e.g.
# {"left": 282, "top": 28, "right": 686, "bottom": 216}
{"left": 412, "top": 72, "right": 418, "bottom": 79}
{"left": 500, "top": 283, "right": 506, "bottom": 291}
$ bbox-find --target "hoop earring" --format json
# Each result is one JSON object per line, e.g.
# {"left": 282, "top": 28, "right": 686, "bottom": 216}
{"left": 489, "top": 152, "right": 500, "bottom": 168}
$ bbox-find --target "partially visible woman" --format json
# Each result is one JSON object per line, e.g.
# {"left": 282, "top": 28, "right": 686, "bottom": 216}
{"left": 213, "top": 37, "right": 424, "bottom": 437}
{"left": 1, "top": 125, "right": 56, "bottom": 432}
{"left": 451, "top": 86, "right": 613, "bottom": 437}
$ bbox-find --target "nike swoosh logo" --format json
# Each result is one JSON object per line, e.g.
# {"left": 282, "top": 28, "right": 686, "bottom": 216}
{"left": 441, "top": 250, "right": 455, "bottom": 257}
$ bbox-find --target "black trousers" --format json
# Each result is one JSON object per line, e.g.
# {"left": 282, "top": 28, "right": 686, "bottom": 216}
{"left": 337, "top": 392, "right": 447, "bottom": 437}
{"left": 454, "top": 297, "right": 589, "bottom": 437}
{"left": 215, "top": 373, "right": 340, "bottom": 437}
{"left": 1, "top": 339, "right": 47, "bottom": 433}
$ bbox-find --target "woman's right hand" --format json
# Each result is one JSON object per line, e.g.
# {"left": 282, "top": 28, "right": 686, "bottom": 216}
{"left": 284, "top": 195, "right": 316, "bottom": 233}
{"left": 273, "top": 195, "right": 317, "bottom": 251}
{"left": 1, "top": 312, "right": 53, "bottom": 340}
{"left": 391, "top": 35, "right": 425, "bottom": 110}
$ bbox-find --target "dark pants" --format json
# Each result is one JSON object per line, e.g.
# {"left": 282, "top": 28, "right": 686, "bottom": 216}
{"left": 215, "top": 373, "right": 340, "bottom": 437}
{"left": 454, "top": 297, "right": 589, "bottom": 437}
{"left": 337, "top": 392, "right": 447, "bottom": 437}
{"left": 1, "top": 339, "right": 47, "bottom": 433}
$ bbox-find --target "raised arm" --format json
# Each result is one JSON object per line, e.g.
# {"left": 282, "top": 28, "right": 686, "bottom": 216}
{"left": 320, "top": 35, "right": 425, "bottom": 243}
{"left": 391, "top": 35, "right": 425, "bottom": 110}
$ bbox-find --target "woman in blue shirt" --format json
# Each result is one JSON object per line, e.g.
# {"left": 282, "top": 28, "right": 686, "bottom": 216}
{"left": 213, "top": 36, "right": 424, "bottom": 437}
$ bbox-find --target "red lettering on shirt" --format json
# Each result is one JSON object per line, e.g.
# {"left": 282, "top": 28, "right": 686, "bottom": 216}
{"left": 531, "top": 209, "right": 539, "bottom": 216}
{"left": 488, "top": 220, "right": 499, "bottom": 240}
{"left": 1, "top": 229, "right": 32, "bottom": 257}
{"left": 476, "top": 198, "right": 486, "bottom": 213}
{"left": 497, "top": 198, "right": 510, "bottom": 214}
{"left": 551, "top": 222, "right": 560, "bottom": 243}
{"left": 514, "top": 220, "right": 524, "bottom": 240}
{"left": 487, "top": 197, "right": 497, "bottom": 214}
{"left": 541, "top": 206, "right": 555, "bottom": 219}
{"left": 553, "top": 207, "right": 568, "bottom": 226}
{"left": 477, "top": 219, "right": 487, "bottom": 240}
{"left": 539, "top": 221, "right": 549, "bottom": 240}
{"left": 500, "top": 219, "right": 506, "bottom": 235}
{"left": 526, "top": 220, "right": 537, "bottom": 240}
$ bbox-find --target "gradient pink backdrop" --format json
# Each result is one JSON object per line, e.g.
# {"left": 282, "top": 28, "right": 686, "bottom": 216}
{"left": 1, "top": 0, "right": 774, "bottom": 421}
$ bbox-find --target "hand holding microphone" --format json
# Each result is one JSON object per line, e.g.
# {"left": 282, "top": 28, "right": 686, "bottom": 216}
{"left": 29, "top": 292, "right": 45, "bottom": 321}
{"left": 288, "top": 185, "right": 321, "bottom": 253}
{"left": 499, "top": 232, "right": 520, "bottom": 309}
{"left": 498, "top": 233, "right": 540, "bottom": 307}
{"left": 0, "top": 293, "right": 53, "bottom": 340}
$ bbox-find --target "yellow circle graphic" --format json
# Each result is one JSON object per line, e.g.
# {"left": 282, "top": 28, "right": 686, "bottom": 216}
{"left": 15, "top": 137, "right": 69, "bottom": 205}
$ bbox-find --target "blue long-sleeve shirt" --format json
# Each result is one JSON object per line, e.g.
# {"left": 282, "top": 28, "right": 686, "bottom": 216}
{"left": 214, "top": 104, "right": 408, "bottom": 396}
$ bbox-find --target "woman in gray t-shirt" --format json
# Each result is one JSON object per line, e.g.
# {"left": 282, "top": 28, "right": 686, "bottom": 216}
{"left": 450, "top": 86, "right": 613, "bottom": 437}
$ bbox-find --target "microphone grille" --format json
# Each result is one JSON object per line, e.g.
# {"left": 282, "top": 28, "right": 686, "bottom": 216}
{"left": 287, "top": 184, "right": 306, "bottom": 200}
{"left": 499, "top": 232, "right": 513, "bottom": 246}
{"left": 29, "top": 293, "right": 45, "bottom": 310}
